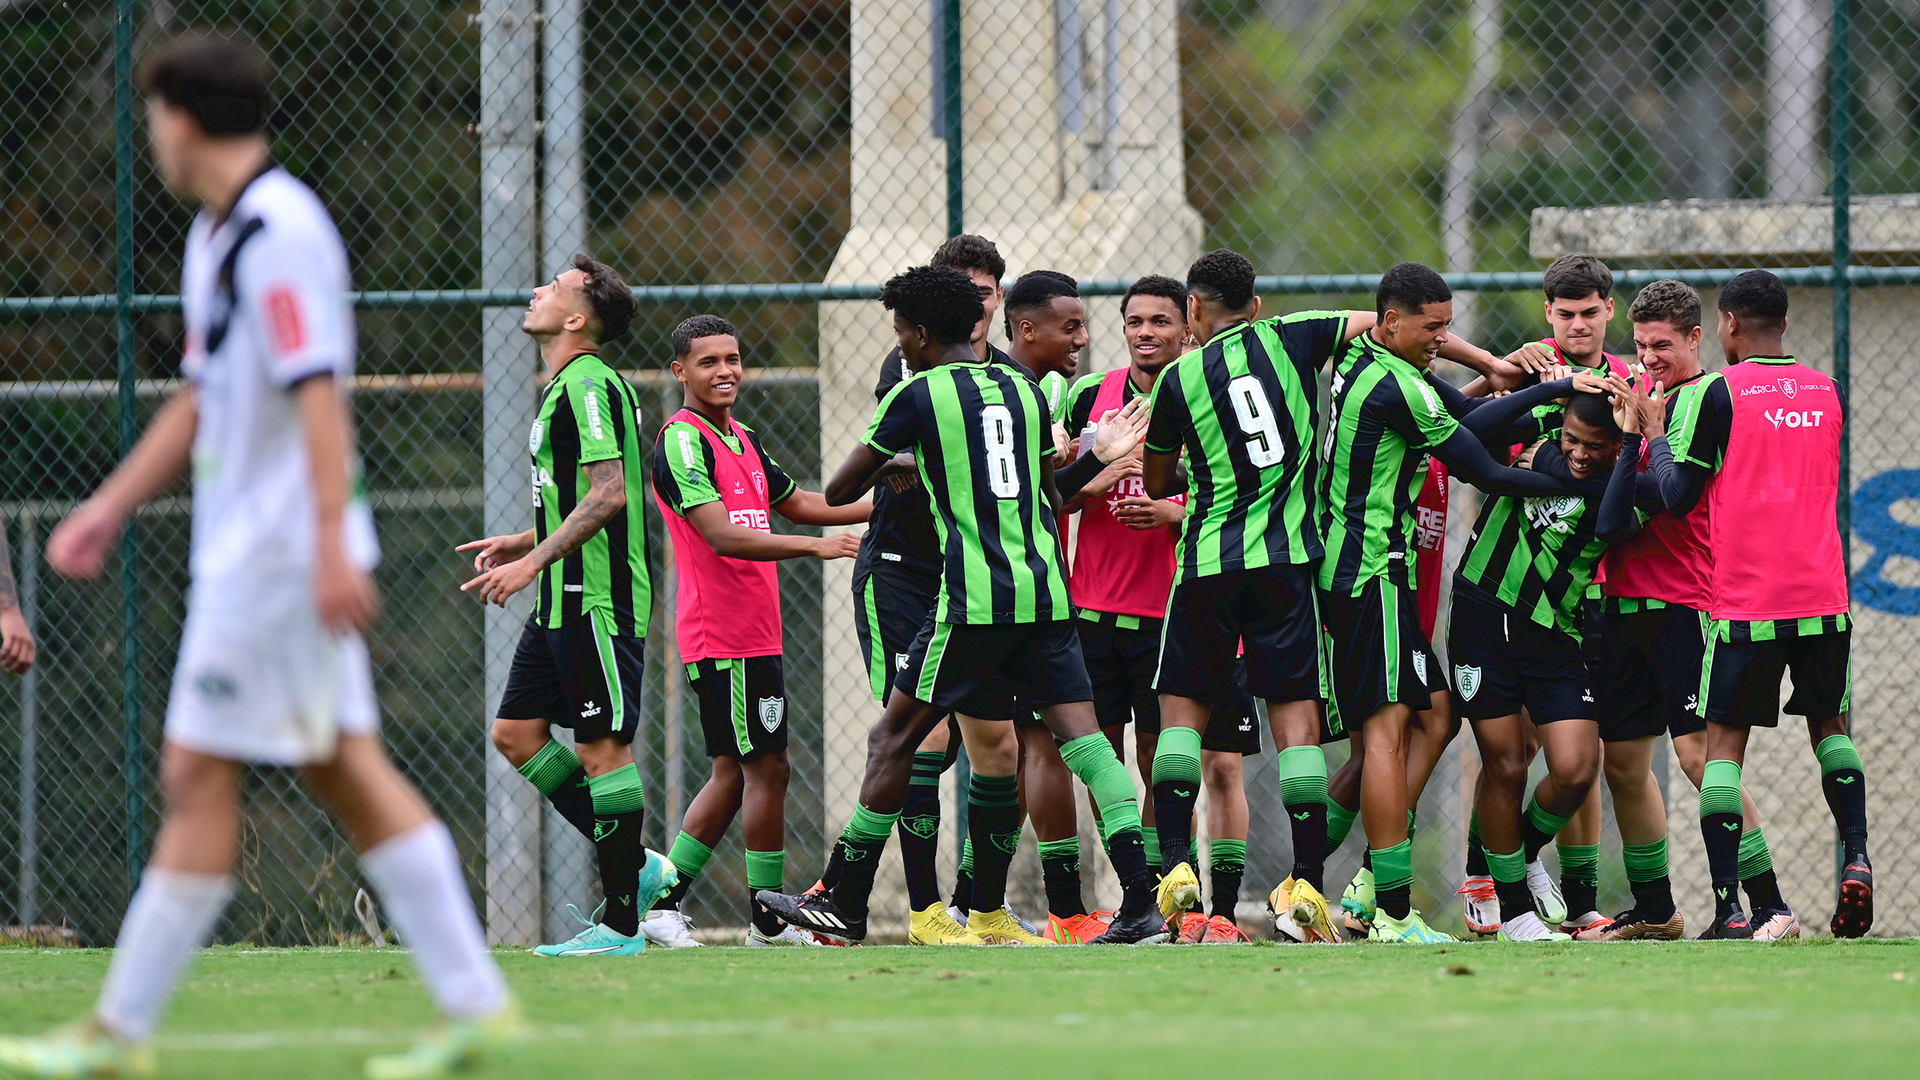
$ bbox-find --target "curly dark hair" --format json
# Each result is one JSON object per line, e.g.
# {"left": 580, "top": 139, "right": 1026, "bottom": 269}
{"left": 1186, "top": 249, "right": 1258, "bottom": 312}
{"left": 1628, "top": 280, "right": 1701, "bottom": 332}
{"left": 1003, "top": 270, "right": 1080, "bottom": 332}
{"left": 931, "top": 234, "right": 1006, "bottom": 281}
{"left": 1543, "top": 254, "right": 1614, "bottom": 302}
{"left": 882, "top": 264, "right": 984, "bottom": 346}
{"left": 1121, "top": 274, "right": 1189, "bottom": 319}
{"left": 137, "top": 34, "right": 271, "bottom": 135}
{"left": 1564, "top": 386, "right": 1621, "bottom": 438}
{"left": 1717, "top": 270, "right": 1789, "bottom": 334}
{"left": 1375, "top": 261, "right": 1452, "bottom": 321}
{"left": 671, "top": 314, "right": 739, "bottom": 360}
{"left": 572, "top": 254, "right": 636, "bottom": 344}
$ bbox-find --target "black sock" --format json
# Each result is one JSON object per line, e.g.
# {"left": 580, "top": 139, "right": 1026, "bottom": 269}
{"left": 750, "top": 896, "right": 785, "bottom": 936}
{"left": 1628, "top": 876, "right": 1676, "bottom": 921}
{"left": 1361, "top": 848, "right": 1372, "bottom": 871}
{"left": 1464, "top": 817, "right": 1489, "bottom": 877}
{"left": 588, "top": 769, "right": 647, "bottom": 937}
{"left": 1377, "top": 883, "right": 1411, "bottom": 921}
{"left": 966, "top": 774, "right": 1021, "bottom": 914}
{"left": 897, "top": 752, "right": 945, "bottom": 910}
{"left": 1563, "top": 878, "right": 1597, "bottom": 921}
{"left": 1822, "top": 768, "right": 1869, "bottom": 858}
{"left": 1495, "top": 877, "right": 1532, "bottom": 923}
{"left": 1285, "top": 802, "right": 1327, "bottom": 893}
{"left": 1106, "top": 828, "right": 1156, "bottom": 917}
{"left": 656, "top": 875, "right": 692, "bottom": 910}
{"left": 1209, "top": 844, "right": 1245, "bottom": 920}
{"left": 1040, "top": 839, "right": 1087, "bottom": 917}
{"left": 1152, "top": 784, "right": 1198, "bottom": 872}
{"left": 829, "top": 811, "right": 898, "bottom": 920}
{"left": 818, "top": 843, "right": 846, "bottom": 894}
{"left": 950, "top": 865, "right": 973, "bottom": 917}
{"left": 546, "top": 764, "right": 596, "bottom": 839}
{"left": 1741, "top": 869, "right": 1787, "bottom": 914}
{"left": 1520, "top": 815, "right": 1555, "bottom": 864}
{"left": 1701, "top": 811, "right": 1744, "bottom": 917}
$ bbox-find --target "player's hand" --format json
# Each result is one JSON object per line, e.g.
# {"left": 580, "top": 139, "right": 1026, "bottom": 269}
{"left": 1606, "top": 376, "right": 1640, "bottom": 434}
{"left": 1091, "top": 396, "right": 1150, "bottom": 464}
{"left": 45, "top": 497, "right": 128, "bottom": 580}
{"left": 1568, "top": 371, "right": 1609, "bottom": 396}
{"left": 1513, "top": 438, "right": 1546, "bottom": 470}
{"left": 462, "top": 556, "right": 539, "bottom": 607}
{"left": 811, "top": 532, "right": 863, "bottom": 560}
{"left": 1059, "top": 436, "right": 1082, "bottom": 466}
{"left": 455, "top": 531, "right": 537, "bottom": 574}
{"left": 1482, "top": 356, "right": 1530, "bottom": 392}
{"left": 1052, "top": 421, "right": 1071, "bottom": 461}
{"left": 314, "top": 544, "right": 380, "bottom": 633}
{"left": 1110, "top": 496, "right": 1183, "bottom": 531}
{"left": 1501, "top": 341, "right": 1558, "bottom": 376}
{"left": 0, "top": 607, "right": 36, "bottom": 675}
{"left": 1639, "top": 381, "right": 1667, "bottom": 439}
{"left": 1083, "top": 452, "right": 1141, "bottom": 498}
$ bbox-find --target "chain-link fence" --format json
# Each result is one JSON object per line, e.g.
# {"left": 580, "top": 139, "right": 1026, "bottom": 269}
{"left": 1, "top": 0, "right": 1914, "bottom": 946}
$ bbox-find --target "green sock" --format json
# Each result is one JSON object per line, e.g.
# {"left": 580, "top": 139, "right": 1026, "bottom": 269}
{"left": 960, "top": 837, "right": 974, "bottom": 874}
{"left": 1326, "top": 800, "right": 1358, "bottom": 850}
{"left": 1736, "top": 826, "right": 1773, "bottom": 880}
{"left": 1698, "top": 760, "right": 1744, "bottom": 905}
{"left": 659, "top": 830, "right": 715, "bottom": 909}
{"left": 831, "top": 804, "right": 902, "bottom": 917}
{"left": 587, "top": 765, "right": 646, "bottom": 935}
{"left": 1815, "top": 733, "right": 1868, "bottom": 856}
{"left": 1486, "top": 846, "right": 1529, "bottom": 921}
{"left": 1558, "top": 842, "right": 1600, "bottom": 917}
{"left": 1141, "top": 828, "right": 1161, "bottom": 869}
{"left": 1486, "top": 846, "right": 1525, "bottom": 884}
{"left": 1524, "top": 800, "right": 1570, "bottom": 841}
{"left": 1038, "top": 837, "right": 1086, "bottom": 918}
{"left": 1622, "top": 839, "right": 1669, "bottom": 882}
{"left": 1059, "top": 733, "right": 1143, "bottom": 838}
{"left": 1276, "top": 745, "right": 1329, "bottom": 888}
{"left": 1521, "top": 799, "right": 1569, "bottom": 861}
{"left": 745, "top": 849, "right": 785, "bottom": 935}
{"left": 1816, "top": 733, "right": 1863, "bottom": 774}
{"left": 1151, "top": 727, "right": 1204, "bottom": 868}
{"left": 1209, "top": 838, "right": 1247, "bottom": 920}
{"left": 517, "top": 740, "right": 594, "bottom": 839}
{"left": 1371, "top": 840, "right": 1414, "bottom": 919}
{"left": 1699, "top": 759, "right": 1743, "bottom": 818}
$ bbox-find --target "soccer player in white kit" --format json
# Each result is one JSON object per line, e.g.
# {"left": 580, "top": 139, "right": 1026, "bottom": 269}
{"left": 0, "top": 36, "right": 516, "bottom": 1079}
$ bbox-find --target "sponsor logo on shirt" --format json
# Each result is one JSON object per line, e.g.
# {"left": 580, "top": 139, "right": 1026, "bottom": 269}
{"left": 583, "top": 384, "right": 606, "bottom": 440}
{"left": 263, "top": 285, "right": 307, "bottom": 356}
{"left": 730, "top": 508, "right": 771, "bottom": 531}
{"left": 1523, "top": 494, "right": 1584, "bottom": 534}
{"left": 1416, "top": 505, "right": 1446, "bottom": 551}
{"left": 1739, "top": 376, "right": 1832, "bottom": 398}
{"left": 1764, "top": 408, "right": 1827, "bottom": 430}
{"left": 528, "top": 420, "right": 545, "bottom": 455}
{"left": 195, "top": 670, "right": 241, "bottom": 702}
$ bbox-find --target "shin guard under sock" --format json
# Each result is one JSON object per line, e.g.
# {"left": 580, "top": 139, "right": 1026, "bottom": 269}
{"left": 745, "top": 850, "right": 786, "bottom": 936}
{"left": 518, "top": 740, "right": 596, "bottom": 839}
{"left": 1150, "top": 727, "right": 1204, "bottom": 871}
{"left": 1737, "top": 827, "right": 1787, "bottom": 912}
{"left": 1699, "top": 759, "right": 1745, "bottom": 916}
{"left": 966, "top": 774, "right": 1022, "bottom": 913}
{"left": 1816, "top": 734, "right": 1868, "bottom": 857}
{"left": 1464, "top": 812, "right": 1489, "bottom": 877}
{"left": 1521, "top": 799, "right": 1570, "bottom": 864}
{"left": 660, "top": 831, "right": 714, "bottom": 909}
{"left": 588, "top": 765, "right": 646, "bottom": 935}
{"left": 831, "top": 804, "right": 901, "bottom": 918}
{"left": 1141, "top": 828, "right": 1162, "bottom": 870}
{"left": 1371, "top": 840, "right": 1414, "bottom": 920}
{"left": 1209, "top": 838, "right": 1247, "bottom": 919}
{"left": 1038, "top": 837, "right": 1086, "bottom": 917}
{"left": 1622, "top": 839, "right": 1675, "bottom": 919}
{"left": 1276, "top": 745, "right": 1329, "bottom": 891}
{"left": 1558, "top": 843, "right": 1600, "bottom": 918}
{"left": 1326, "top": 798, "right": 1358, "bottom": 852}
{"left": 898, "top": 751, "right": 946, "bottom": 910}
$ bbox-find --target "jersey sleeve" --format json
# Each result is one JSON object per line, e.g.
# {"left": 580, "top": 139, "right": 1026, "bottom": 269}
{"left": 743, "top": 426, "right": 800, "bottom": 505}
{"left": 873, "top": 348, "right": 910, "bottom": 403}
{"left": 238, "top": 214, "right": 354, "bottom": 390}
{"left": 1275, "top": 310, "right": 1350, "bottom": 383}
{"left": 865, "top": 378, "right": 924, "bottom": 457}
{"left": 1666, "top": 374, "right": 1731, "bottom": 472}
{"left": 1061, "top": 372, "right": 1104, "bottom": 436}
{"left": 1381, "top": 371, "right": 1462, "bottom": 449}
{"left": 652, "top": 420, "right": 721, "bottom": 515}
{"left": 1039, "top": 371, "right": 1070, "bottom": 422}
{"left": 1144, "top": 362, "right": 1191, "bottom": 454}
{"left": 561, "top": 372, "right": 624, "bottom": 464}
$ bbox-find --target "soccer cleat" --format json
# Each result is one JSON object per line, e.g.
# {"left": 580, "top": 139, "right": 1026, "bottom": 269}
{"left": 745, "top": 923, "right": 826, "bottom": 947}
{"left": 755, "top": 888, "right": 865, "bottom": 943}
{"left": 0, "top": 1022, "right": 154, "bottom": 1079}
{"left": 1525, "top": 859, "right": 1568, "bottom": 925}
{"left": 1560, "top": 910, "right": 1608, "bottom": 935}
{"left": 1043, "top": 912, "right": 1109, "bottom": 945}
{"left": 1497, "top": 911, "right": 1572, "bottom": 942}
{"left": 1367, "top": 907, "right": 1456, "bottom": 943}
{"left": 1340, "top": 866, "right": 1376, "bottom": 933}
{"left": 1699, "top": 909, "right": 1754, "bottom": 940}
{"left": 363, "top": 1002, "right": 527, "bottom": 1080}
{"left": 968, "top": 906, "right": 1053, "bottom": 946}
{"left": 639, "top": 907, "right": 702, "bottom": 948}
{"left": 1176, "top": 911, "right": 1210, "bottom": 943}
{"left": 1573, "top": 908, "right": 1684, "bottom": 942}
{"left": 1270, "top": 877, "right": 1341, "bottom": 944}
{"left": 1088, "top": 907, "right": 1170, "bottom": 945}
{"left": 1006, "top": 906, "right": 1042, "bottom": 936}
{"left": 1458, "top": 876, "right": 1500, "bottom": 936}
{"left": 1198, "top": 915, "right": 1252, "bottom": 944}
{"left": 1156, "top": 862, "right": 1202, "bottom": 923}
{"left": 531, "top": 905, "right": 646, "bottom": 957}
{"left": 636, "top": 848, "right": 679, "bottom": 911}
{"left": 1750, "top": 908, "right": 1800, "bottom": 941}
{"left": 1830, "top": 858, "right": 1874, "bottom": 939}
{"left": 911, "top": 903, "right": 984, "bottom": 946}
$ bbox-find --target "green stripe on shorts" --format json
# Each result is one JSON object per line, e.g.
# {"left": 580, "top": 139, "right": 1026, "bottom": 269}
{"left": 730, "top": 659, "right": 752, "bottom": 756}
{"left": 861, "top": 578, "right": 887, "bottom": 702}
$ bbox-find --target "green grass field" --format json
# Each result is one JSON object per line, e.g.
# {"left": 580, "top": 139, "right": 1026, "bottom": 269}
{"left": 2, "top": 940, "right": 1917, "bottom": 1078}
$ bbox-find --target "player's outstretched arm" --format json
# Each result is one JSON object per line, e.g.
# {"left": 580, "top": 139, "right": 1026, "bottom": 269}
{"left": 1430, "top": 427, "right": 1574, "bottom": 498}
{"left": 685, "top": 500, "right": 860, "bottom": 562}
{"left": 1056, "top": 398, "right": 1150, "bottom": 502}
{"left": 776, "top": 488, "right": 873, "bottom": 527}
{"left": 46, "top": 389, "right": 199, "bottom": 580}
{"left": 295, "top": 374, "right": 380, "bottom": 632}
{"left": 0, "top": 511, "right": 34, "bottom": 674}
{"left": 823, "top": 444, "right": 895, "bottom": 506}
{"left": 463, "top": 458, "right": 627, "bottom": 605}
{"left": 1457, "top": 375, "right": 1602, "bottom": 444}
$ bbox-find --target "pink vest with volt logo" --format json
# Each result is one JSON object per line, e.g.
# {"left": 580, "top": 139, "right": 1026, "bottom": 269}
{"left": 1704, "top": 360, "right": 1848, "bottom": 621}
{"left": 655, "top": 409, "right": 783, "bottom": 662}
{"left": 1070, "top": 368, "right": 1186, "bottom": 620}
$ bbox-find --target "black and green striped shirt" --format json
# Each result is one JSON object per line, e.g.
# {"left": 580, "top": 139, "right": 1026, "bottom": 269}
{"left": 1454, "top": 457, "right": 1609, "bottom": 637}
{"left": 1317, "top": 334, "right": 1462, "bottom": 595}
{"left": 1144, "top": 311, "right": 1347, "bottom": 582}
{"left": 865, "top": 361, "right": 1070, "bottom": 624}
{"left": 529, "top": 353, "right": 654, "bottom": 634}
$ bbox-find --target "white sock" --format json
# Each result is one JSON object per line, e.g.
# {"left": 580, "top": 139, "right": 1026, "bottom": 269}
{"left": 96, "top": 868, "right": 236, "bottom": 1043}
{"left": 361, "top": 820, "right": 507, "bottom": 1020}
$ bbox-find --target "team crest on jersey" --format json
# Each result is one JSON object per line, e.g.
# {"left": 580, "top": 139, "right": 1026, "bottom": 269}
{"left": 1412, "top": 651, "right": 1428, "bottom": 686}
{"left": 757, "top": 696, "right": 786, "bottom": 733}
{"left": 528, "top": 421, "right": 545, "bottom": 455}
{"left": 1523, "top": 495, "right": 1584, "bottom": 534}
{"left": 1779, "top": 377, "right": 1797, "bottom": 399}
{"left": 752, "top": 470, "right": 766, "bottom": 497}
{"left": 1454, "top": 664, "right": 1482, "bottom": 701}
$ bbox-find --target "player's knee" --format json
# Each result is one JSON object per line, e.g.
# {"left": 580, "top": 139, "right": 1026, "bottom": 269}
{"left": 1602, "top": 752, "right": 1646, "bottom": 794}
{"left": 1481, "top": 748, "right": 1529, "bottom": 791}
{"left": 1560, "top": 752, "right": 1600, "bottom": 794}
{"left": 489, "top": 718, "right": 541, "bottom": 763}
{"left": 744, "top": 751, "right": 791, "bottom": 791}
{"left": 1202, "top": 753, "right": 1240, "bottom": 792}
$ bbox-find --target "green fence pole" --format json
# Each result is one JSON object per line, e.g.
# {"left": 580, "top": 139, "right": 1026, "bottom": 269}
{"left": 940, "top": 0, "right": 963, "bottom": 238}
{"left": 1830, "top": 0, "right": 1852, "bottom": 889}
{"left": 113, "top": 0, "right": 145, "bottom": 892}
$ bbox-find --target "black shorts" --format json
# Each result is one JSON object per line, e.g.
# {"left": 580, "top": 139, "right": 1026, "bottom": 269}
{"left": 1080, "top": 615, "right": 1263, "bottom": 754}
{"left": 1446, "top": 588, "right": 1593, "bottom": 725}
{"left": 1318, "top": 577, "right": 1434, "bottom": 738}
{"left": 689, "top": 655, "right": 788, "bottom": 759}
{"left": 496, "top": 614, "right": 645, "bottom": 745}
{"left": 853, "top": 567, "right": 938, "bottom": 704}
{"left": 896, "top": 618, "right": 1093, "bottom": 721}
{"left": 1155, "top": 564, "right": 1321, "bottom": 704}
{"left": 1596, "top": 603, "right": 1708, "bottom": 742}
{"left": 1700, "top": 624, "right": 1851, "bottom": 729}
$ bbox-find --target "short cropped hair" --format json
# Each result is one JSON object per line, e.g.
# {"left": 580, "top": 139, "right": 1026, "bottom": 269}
{"left": 671, "top": 314, "right": 738, "bottom": 361}
{"left": 1376, "top": 261, "right": 1452, "bottom": 321}
{"left": 573, "top": 254, "right": 636, "bottom": 344}
{"left": 1628, "top": 280, "right": 1702, "bottom": 332}
{"left": 137, "top": 35, "right": 272, "bottom": 135}
{"left": 1717, "top": 270, "right": 1789, "bottom": 333}
{"left": 1186, "top": 249, "right": 1257, "bottom": 312}
{"left": 931, "top": 234, "right": 1006, "bottom": 282}
{"left": 1564, "top": 388, "right": 1621, "bottom": 438}
{"left": 882, "top": 264, "right": 984, "bottom": 346}
{"left": 1003, "top": 270, "right": 1080, "bottom": 330}
{"left": 1121, "top": 275, "right": 1189, "bottom": 319}
{"left": 1543, "top": 254, "right": 1614, "bottom": 302}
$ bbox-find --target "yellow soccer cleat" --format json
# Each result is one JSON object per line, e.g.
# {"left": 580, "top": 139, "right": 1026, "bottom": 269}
{"left": 908, "top": 902, "right": 983, "bottom": 945}
{"left": 0, "top": 1022, "right": 153, "bottom": 1079}
{"left": 967, "top": 906, "right": 1053, "bottom": 946}
{"left": 363, "top": 1001, "right": 527, "bottom": 1080}
{"left": 1156, "top": 862, "right": 1202, "bottom": 924}
{"left": 1284, "top": 878, "right": 1344, "bottom": 944}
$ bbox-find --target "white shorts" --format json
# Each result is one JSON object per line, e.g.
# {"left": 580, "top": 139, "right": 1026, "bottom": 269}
{"left": 166, "top": 576, "right": 379, "bottom": 765}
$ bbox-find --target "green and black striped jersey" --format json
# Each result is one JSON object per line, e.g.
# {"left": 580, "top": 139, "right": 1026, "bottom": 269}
{"left": 529, "top": 353, "right": 654, "bottom": 634}
{"left": 864, "top": 361, "right": 1070, "bottom": 624}
{"left": 1144, "top": 311, "right": 1347, "bottom": 582}
{"left": 1454, "top": 455, "right": 1609, "bottom": 637}
{"left": 1317, "top": 334, "right": 1462, "bottom": 595}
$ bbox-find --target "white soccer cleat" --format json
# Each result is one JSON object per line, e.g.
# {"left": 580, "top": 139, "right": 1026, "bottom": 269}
{"left": 1560, "top": 910, "right": 1608, "bottom": 935}
{"left": 1496, "top": 910, "right": 1572, "bottom": 942}
{"left": 1458, "top": 875, "right": 1500, "bottom": 936}
{"left": 640, "top": 907, "right": 703, "bottom": 948}
{"left": 745, "top": 923, "right": 827, "bottom": 947}
{"left": 1526, "top": 859, "right": 1568, "bottom": 925}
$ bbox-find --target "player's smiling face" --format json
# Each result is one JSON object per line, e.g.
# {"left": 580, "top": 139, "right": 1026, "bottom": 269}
{"left": 673, "top": 334, "right": 744, "bottom": 411}
{"left": 1546, "top": 292, "right": 1614, "bottom": 364}
{"left": 1559, "top": 412, "right": 1621, "bottom": 479}
{"left": 1018, "top": 296, "right": 1088, "bottom": 377}
{"left": 1123, "top": 294, "right": 1185, "bottom": 375}
{"left": 1378, "top": 299, "right": 1453, "bottom": 366}
{"left": 1632, "top": 318, "right": 1702, "bottom": 388}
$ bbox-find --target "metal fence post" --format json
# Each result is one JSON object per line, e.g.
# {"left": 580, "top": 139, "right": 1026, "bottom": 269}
{"left": 940, "top": 0, "right": 963, "bottom": 237}
{"left": 112, "top": 0, "right": 144, "bottom": 896}
{"left": 1830, "top": 0, "right": 1853, "bottom": 888}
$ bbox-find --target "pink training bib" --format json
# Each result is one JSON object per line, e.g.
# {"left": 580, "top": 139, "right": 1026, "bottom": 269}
{"left": 1070, "top": 369, "right": 1187, "bottom": 620}
{"left": 655, "top": 410, "right": 783, "bottom": 661}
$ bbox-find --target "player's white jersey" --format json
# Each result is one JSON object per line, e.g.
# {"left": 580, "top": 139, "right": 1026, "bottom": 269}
{"left": 179, "top": 165, "right": 378, "bottom": 581}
